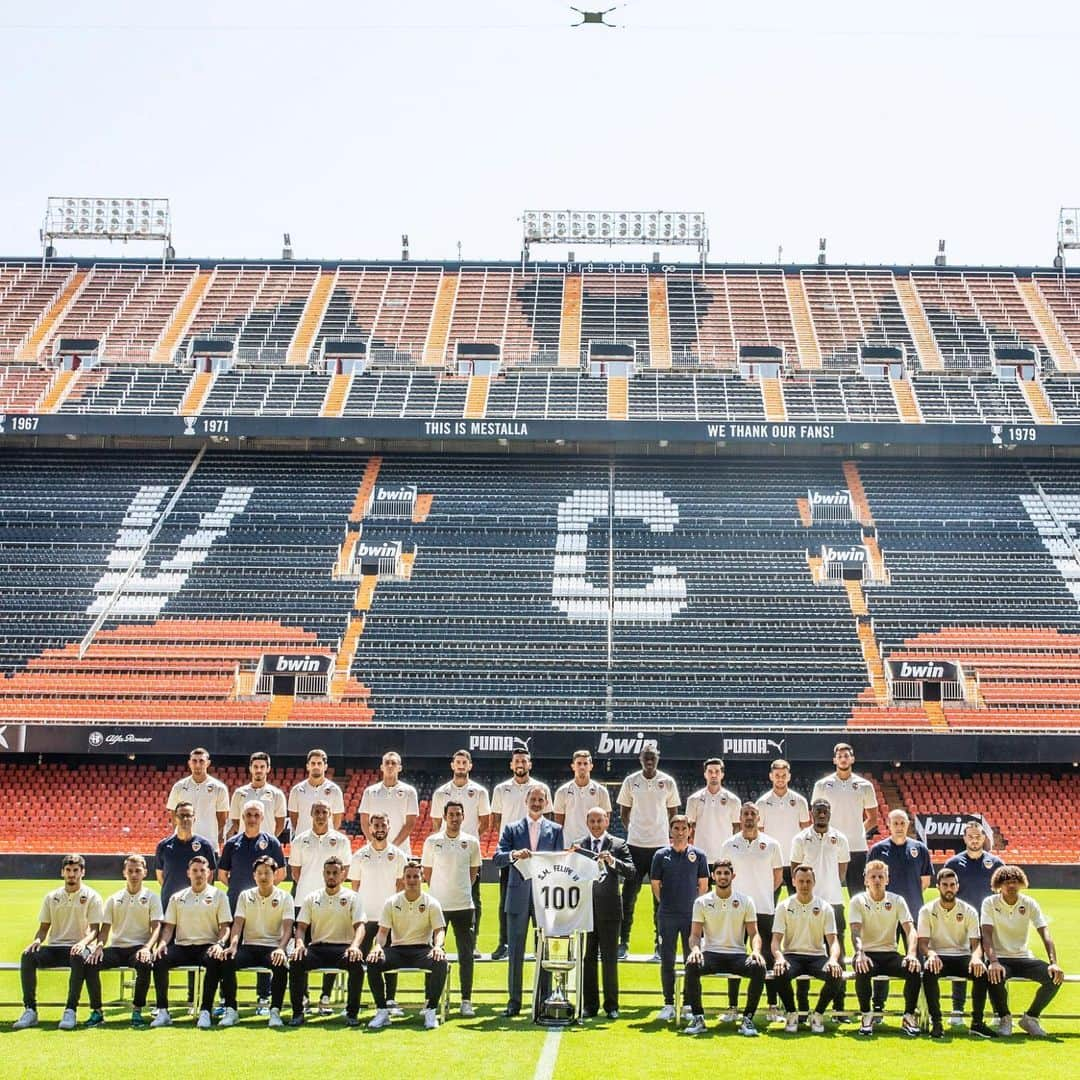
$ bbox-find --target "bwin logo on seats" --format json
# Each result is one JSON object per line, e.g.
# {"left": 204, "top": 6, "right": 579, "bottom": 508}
{"left": 723, "top": 738, "right": 785, "bottom": 757}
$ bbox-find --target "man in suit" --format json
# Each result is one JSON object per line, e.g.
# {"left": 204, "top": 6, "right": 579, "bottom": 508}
{"left": 493, "top": 785, "right": 565, "bottom": 1017}
{"left": 572, "top": 806, "right": 633, "bottom": 1019}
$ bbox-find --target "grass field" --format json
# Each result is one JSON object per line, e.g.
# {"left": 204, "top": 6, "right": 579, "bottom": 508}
{"left": 0, "top": 879, "right": 1075, "bottom": 1079}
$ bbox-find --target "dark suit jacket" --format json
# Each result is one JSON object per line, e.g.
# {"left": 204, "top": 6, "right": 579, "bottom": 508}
{"left": 573, "top": 833, "right": 634, "bottom": 922}
{"left": 493, "top": 816, "right": 564, "bottom": 915}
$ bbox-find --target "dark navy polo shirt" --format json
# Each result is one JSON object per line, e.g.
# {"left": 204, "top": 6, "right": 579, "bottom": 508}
{"left": 219, "top": 831, "right": 285, "bottom": 910}
{"left": 868, "top": 837, "right": 932, "bottom": 918}
{"left": 651, "top": 844, "right": 709, "bottom": 918}
{"left": 943, "top": 850, "right": 1004, "bottom": 906}
{"left": 155, "top": 833, "right": 218, "bottom": 906}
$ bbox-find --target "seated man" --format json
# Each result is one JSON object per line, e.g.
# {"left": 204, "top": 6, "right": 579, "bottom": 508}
{"left": 682, "top": 858, "right": 767, "bottom": 1038}
{"left": 981, "top": 865, "right": 1065, "bottom": 1037}
{"left": 150, "top": 855, "right": 234, "bottom": 1029}
{"left": 848, "top": 859, "right": 921, "bottom": 1037}
{"left": 771, "top": 864, "right": 845, "bottom": 1034}
{"left": 289, "top": 855, "right": 366, "bottom": 1027}
{"left": 221, "top": 855, "right": 293, "bottom": 1028}
{"left": 70, "top": 854, "right": 162, "bottom": 1028}
{"left": 366, "top": 862, "right": 449, "bottom": 1031}
{"left": 14, "top": 854, "right": 103, "bottom": 1031}
{"left": 917, "top": 866, "right": 991, "bottom": 1039}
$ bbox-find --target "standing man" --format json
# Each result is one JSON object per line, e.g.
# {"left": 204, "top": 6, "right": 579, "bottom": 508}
{"left": 290, "top": 800, "right": 351, "bottom": 910}
{"left": 571, "top": 806, "right": 633, "bottom": 1019}
{"left": 720, "top": 803, "right": 784, "bottom": 1021}
{"left": 349, "top": 811, "right": 408, "bottom": 1016}
{"left": 811, "top": 742, "right": 878, "bottom": 894}
{"left": 288, "top": 748, "right": 345, "bottom": 836}
{"left": 848, "top": 860, "right": 922, "bottom": 1037}
{"left": 917, "top": 866, "right": 991, "bottom": 1039}
{"left": 289, "top": 856, "right": 367, "bottom": 1027}
{"left": 682, "top": 859, "right": 767, "bottom": 1037}
{"left": 150, "top": 855, "right": 233, "bottom": 1029}
{"left": 227, "top": 751, "right": 287, "bottom": 841}
{"left": 943, "top": 820, "right": 1003, "bottom": 1025}
{"left": 981, "top": 865, "right": 1065, "bottom": 1037}
{"left": 790, "top": 797, "right": 850, "bottom": 1018}
{"left": 13, "top": 855, "right": 104, "bottom": 1031}
{"left": 755, "top": 758, "right": 810, "bottom": 896}
{"left": 360, "top": 751, "right": 419, "bottom": 852}
{"left": 489, "top": 746, "right": 552, "bottom": 960}
{"left": 421, "top": 800, "right": 481, "bottom": 1017}
{"left": 617, "top": 744, "right": 680, "bottom": 959}
{"left": 221, "top": 855, "right": 293, "bottom": 1028}
{"left": 70, "top": 854, "right": 161, "bottom": 1029}
{"left": 430, "top": 748, "right": 491, "bottom": 949}
{"left": 651, "top": 815, "right": 709, "bottom": 1021}
{"left": 366, "top": 863, "right": 449, "bottom": 1031}
{"left": 685, "top": 758, "right": 742, "bottom": 864}
{"left": 493, "top": 785, "right": 564, "bottom": 1017}
{"left": 218, "top": 801, "right": 286, "bottom": 916}
{"left": 165, "top": 747, "right": 229, "bottom": 851}
{"left": 554, "top": 750, "right": 612, "bottom": 857}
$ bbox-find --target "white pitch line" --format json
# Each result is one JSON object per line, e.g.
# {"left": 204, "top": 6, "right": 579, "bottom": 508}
{"left": 533, "top": 1028, "right": 563, "bottom": 1080}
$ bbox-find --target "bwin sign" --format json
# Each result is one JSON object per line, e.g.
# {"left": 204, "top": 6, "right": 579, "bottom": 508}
{"left": 822, "top": 545, "right": 866, "bottom": 563}
{"left": 810, "top": 491, "right": 850, "bottom": 505}
{"left": 376, "top": 487, "right": 417, "bottom": 502}
{"left": 356, "top": 541, "right": 401, "bottom": 559}
{"left": 887, "top": 659, "right": 959, "bottom": 682}
{"left": 275, "top": 655, "right": 323, "bottom": 673}
{"left": 596, "top": 732, "right": 658, "bottom": 755}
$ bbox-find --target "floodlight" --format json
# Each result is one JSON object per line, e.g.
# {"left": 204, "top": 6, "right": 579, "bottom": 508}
{"left": 43, "top": 196, "right": 172, "bottom": 259}
{"left": 522, "top": 209, "right": 707, "bottom": 261}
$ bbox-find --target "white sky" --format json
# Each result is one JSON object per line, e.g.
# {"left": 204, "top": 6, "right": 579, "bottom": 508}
{"left": 1, "top": 0, "right": 1077, "bottom": 266}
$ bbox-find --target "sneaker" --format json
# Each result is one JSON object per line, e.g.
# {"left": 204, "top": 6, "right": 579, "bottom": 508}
{"left": 423, "top": 1007, "right": 439, "bottom": 1030}
{"left": 459, "top": 1000, "right": 475, "bottom": 1018}
{"left": 766, "top": 1005, "right": 783, "bottom": 1023}
{"left": 13, "top": 1008, "right": 38, "bottom": 1031}
{"left": 212, "top": 1005, "right": 224, "bottom": 1019}
{"left": 131, "top": 1009, "right": 148, "bottom": 1029}
{"left": 196, "top": 1010, "right": 212, "bottom": 1030}
{"left": 784, "top": 1011, "right": 800, "bottom": 1034}
{"left": 387, "top": 999, "right": 405, "bottom": 1018}
{"left": 949, "top": 1011, "right": 966, "bottom": 1028}
{"left": 997, "top": 1015, "right": 1013, "bottom": 1037}
{"left": 150, "top": 1010, "right": 172, "bottom": 1028}
{"left": 368, "top": 1008, "right": 391, "bottom": 1030}
{"left": 58, "top": 1009, "right": 77, "bottom": 1031}
{"left": 858, "top": 1013, "right": 875, "bottom": 1037}
{"left": 833, "top": 1012, "right": 852, "bottom": 1024}
{"left": 719, "top": 1008, "right": 738, "bottom": 1023}
{"left": 472, "top": 949, "right": 481, "bottom": 960}
{"left": 86, "top": 1010, "right": 104, "bottom": 1028}
{"left": 738, "top": 1016, "right": 759, "bottom": 1038}
{"left": 616, "top": 944, "right": 628, "bottom": 960}
{"left": 345, "top": 1015, "right": 360, "bottom": 1027}
{"left": 931, "top": 1021, "right": 944, "bottom": 1039}
{"left": 901, "top": 1014, "right": 920, "bottom": 1038}
{"left": 650, "top": 950, "right": 662, "bottom": 962}
{"left": 680, "top": 1004, "right": 694, "bottom": 1019}
{"left": 810, "top": 1011, "right": 825, "bottom": 1034}
{"left": 255, "top": 997, "right": 270, "bottom": 1017}
{"left": 318, "top": 995, "right": 333, "bottom": 1016}
{"left": 219, "top": 1007, "right": 239, "bottom": 1028}
{"left": 606, "top": 1009, "right": 619, "bottom": 1019}
{"left": 268, "top": 1008, "right": 283, "bottom": 1029}
{"left": 288, "top": 1014, "right": 305, "bottom": 1027}
{"left": 969, "top": 1021, "right": 998, "bottom": 1039}
{"left": 682, "top": 1015, "right": 707, "bottom": 1035}
{"left": 490, "top": 944, "right": 509, "bottom": 961}
{"left": 656, "top": 1004, "right": 676, "bottom": 1022}
{"left": 872, "top": 1012, "right": 884, "bottom": 1027}
{"left": 1018, "top": 1014, "right": 1048, "bottom": 1038}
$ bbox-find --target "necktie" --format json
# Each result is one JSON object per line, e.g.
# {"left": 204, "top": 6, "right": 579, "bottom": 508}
{"left": 594, "top": 838, "right": 601, "bottom": 854}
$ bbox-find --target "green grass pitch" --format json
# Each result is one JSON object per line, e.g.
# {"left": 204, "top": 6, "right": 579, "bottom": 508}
{"left": 0, "top": 880, "right": 1075, "bottom": 1079}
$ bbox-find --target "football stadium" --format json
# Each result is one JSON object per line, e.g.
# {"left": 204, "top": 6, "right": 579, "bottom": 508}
{"left": 0, "top": 3, "right": 1078, "bottom": 1078}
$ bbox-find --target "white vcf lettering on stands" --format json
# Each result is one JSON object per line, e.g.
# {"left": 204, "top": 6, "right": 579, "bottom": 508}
{"left": 552, "top": 490, "right": 688, "bottom": 622}
{"left": 87, "top": 485, "right": 252, "bottom": 617}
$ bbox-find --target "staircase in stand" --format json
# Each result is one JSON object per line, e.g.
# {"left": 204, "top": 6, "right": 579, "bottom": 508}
{"left": 558, "top": 275, "right": 583, "bottom": 368}
{"left": 422, "top": 273, "right": 458, "bottom": 366}
{"left": 784, "top": 276, "right": 821, "bottom": 369}
{"left": 648, "top": 275, "right": 672, "bottom": 369}
{"left": 895, "top": 278, "right": 944, "bottom": 371}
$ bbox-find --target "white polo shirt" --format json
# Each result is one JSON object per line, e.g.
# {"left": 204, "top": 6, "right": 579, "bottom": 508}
{"left": 720, "top": 833, "right": 784, "bottom": 915}
{"left": 754, "top": 789, "right": 811, "bottom": 857}
{"left": 299, "top": 888, "right": 366, "bottom": 945}
{"left": 235, "top": 886, "right": 292, "bottom": 948}
{"left": 917, "top": 898, "right": 980, "bottom": 957}
{"left": 848, "top": 891, "right": 913, "bottom": 951}
{"left": 230, "top": 783, "right": 287, "bottom": 828}
{"left": 165, "top": 886, "right": 231, "bottom": 946}
{"left": 289, "top": 828, "right": 352, "bottom": 906}
{"left": 616, "top": 770, "right": 681, "bottom": 848}
{"left": 553, "top": 779, "right": 612, "bottom": 844}
{"left": 773, "top": 895, "right": 837, "bottom": 955}
{"left": 692, "top": 890, "right": 757, "bottom": 954}
{"left": 359, "top": 780, "right": 420, "bottom": 844}
{"left": 103, "top": 886, "right": 162, "bottom": 948}
{"left": 39, "top": 886, "right": 104, "bottom": 946}
{"left": 379, "top": 891, "right": 446, "bottom": 947}
{"left": 288, "top": 777, "right": 346, "bottom": 835}
{"left": 431, "top": 779, "right": 491, "bottom": 836}
{"left": 349, "top": 843, "right": 409, "bottom": 918}
{"left": 980, "top": 893, "right": 1049, "bottom": 960}
{"left": 810, "top": 773, "right": 877, "bottom": 853}
{"left": 492, "top": 777, "right": 553, "bottom": 822}
{"left": 167, "top": 774, "right": 230, "bottom": 847}
{"left": 790, "top": 826, "right": 850, "bottom": 906}
{"left": 685, "top": 786, "right": 742, "bottom": 861}
{"left": 421, "top": 831, "right": 482, "bottom": 912}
